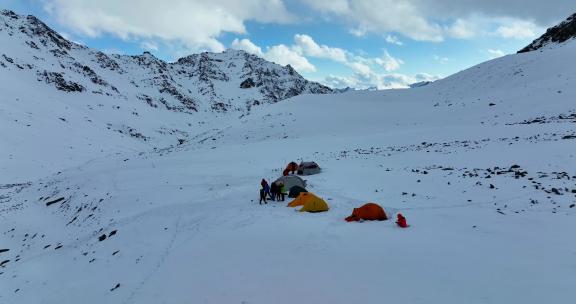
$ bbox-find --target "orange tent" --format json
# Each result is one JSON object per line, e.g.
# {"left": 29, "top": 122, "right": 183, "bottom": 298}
{"left": 345, "top": 203, "right": 388, "bottom": 222}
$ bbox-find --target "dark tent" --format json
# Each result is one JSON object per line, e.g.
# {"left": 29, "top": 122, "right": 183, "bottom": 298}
{"left": 288, "top": 186, "right": 308, "bottom": 198}
{"left": 297, "top": 161, "right": 321, "bottom": 176}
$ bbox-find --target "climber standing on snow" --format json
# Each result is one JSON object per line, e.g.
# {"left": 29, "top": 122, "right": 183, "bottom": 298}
{"left": 396, "top": 213, "right": 409, "bottom": 228}
{"left": 259, "top": 188, "right": 267, "bottom": 205}
{"left": 278, "top": 182, "right": 286, "bottom": 201}
{"left": 259, "top": 179, "right": 269, "bottom": 205}
{"left": 270, "top": 181, "right": 278, "bottom": 201}
{"left": 284, "top": 162, "right": 298, "bottom": 176}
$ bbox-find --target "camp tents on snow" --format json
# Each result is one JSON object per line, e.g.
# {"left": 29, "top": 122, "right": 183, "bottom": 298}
{"left": 297, "top": 161, "right": 321, "bottom": 176}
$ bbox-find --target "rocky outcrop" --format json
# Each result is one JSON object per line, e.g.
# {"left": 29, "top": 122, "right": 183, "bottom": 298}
{"left": 240, "top": 78, "right": 255, "bottom": 89}
{"left": 518, "top": 13, "right": 576, "bottom": 53}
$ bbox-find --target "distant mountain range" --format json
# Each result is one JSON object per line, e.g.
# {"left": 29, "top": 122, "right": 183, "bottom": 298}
{"left": 0, "top": 9, "right": 332, "bottom": 114}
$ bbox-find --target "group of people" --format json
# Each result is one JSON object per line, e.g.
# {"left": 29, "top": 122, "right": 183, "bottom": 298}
{"left": 259, "top": 178, "right": 286, "bottom": 204}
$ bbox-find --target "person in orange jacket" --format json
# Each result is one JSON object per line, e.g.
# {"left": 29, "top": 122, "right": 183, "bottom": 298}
{"left": 285, "top": 162, "right": 298, "bottom": 174}
{"left": 396, "top": 213, "right": 409, "bottom": 228}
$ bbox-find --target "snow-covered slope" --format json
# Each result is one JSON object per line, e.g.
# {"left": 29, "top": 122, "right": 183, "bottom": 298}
{"left": 0, "top": 9, "right": 331, "bottom": 181}
{"left": 1, "top": 10, "right": 576, "bottom": 304}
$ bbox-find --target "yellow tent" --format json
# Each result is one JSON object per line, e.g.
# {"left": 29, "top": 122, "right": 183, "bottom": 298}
{"left": 300, "top": 199, "right": 329, "bottom": 213}
{"left": 287, "top": 192, "right": 329, "bottom": 212}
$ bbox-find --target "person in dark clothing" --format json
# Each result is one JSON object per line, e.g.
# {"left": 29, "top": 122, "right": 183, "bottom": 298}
{"left": 260, "top": 179, "right": 270, "bottom": 204}
{"left": 278, "top": 183, "right": 286, "bottom": 201}
{"left": 259, "top": 188, "right": 267, "bottom": 205}
{"left": 270, "top": 182, "right": 278, "bottom": 201}
{"left": 261, "top": 179, "right": 269, "bottom": 189}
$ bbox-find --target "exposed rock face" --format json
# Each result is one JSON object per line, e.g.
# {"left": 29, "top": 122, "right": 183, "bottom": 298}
{"left": 518, "top": 12, "right": 576, "bottom": 53}
{"left": 0, "top": 9, "right": 333, "bottom": 114}
{"left": 240, "top": 78, "right": 255, "bottom": 89}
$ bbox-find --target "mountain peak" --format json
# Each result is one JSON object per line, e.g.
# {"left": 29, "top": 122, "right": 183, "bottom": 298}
{"left": 1, "top": 9, "right": 18, "bottom": 18}
{"left": 1, "top": 9, "right": 74, "bottom": 50}
{"left": 518, "top": 12, "right": 576, "bottom": 53}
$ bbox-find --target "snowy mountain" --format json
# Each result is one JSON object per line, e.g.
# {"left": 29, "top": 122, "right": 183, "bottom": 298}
{"left": 518, "top": 12, "right": 576, "bottom": 53}
{"left": 0, "top": 10, "right": 331, "bottom": 113}
{"left": 0, "top": 9, "right": 331, "bottom": 181}
{"left": 1, "top": 9, "right": 576, "bottom": 304}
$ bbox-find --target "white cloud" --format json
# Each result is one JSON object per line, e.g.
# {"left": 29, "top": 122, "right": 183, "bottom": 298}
{"left": 385, "top": 34, "right": 403, "bottom": 45}
{"left": 324, "top": 74, "right": 356, "bottom": 89}
{"left": 264, "top": 44, "right": 316, "bottom": 72}
{"left": 487, "top": 49, "right": 506, "bottom": 59}
{"left": 495, "top": 20, "right": 540, "bottom": 39}
{"left": 408, "top": 0, "right": 574, "bottom": 26}
{"left": 347, "top": 61, "right": 372, "bottom": 75}
{"left": 349, "top": 27, "right": 368, "bottom": 37}
{"left": 300, "top": 0, "right": 563, "bottom": 43}
{"left": 293, "top": 34, "right": 348, "bottom": 63}
{"left": 231, "top": 39, "right": 315, "bottom": 72}
{"left": 434, "top": 55, "right": 449, "bottom": 64}
{"left": 231, "top": 38, "right": 263, "bottom": 56}
{"left": 43, "top": 0, "right": 294, "bottom": 52}
{"left": 231, "top": 35, "right": 406, "bottom": 78}
{"left": 140, "top": 41, "right": 159, "bottom": 51}
{"left": 445, "top": 19, "right": 477, "bottom": 39}
{"left": 323, "top": 71, "right": 440, "bottom": 90}
{"left": 231, "top": 35, "right": 361, "bottom": 74}
{"left": 302, "top": 0, "right": 444, "bottom": 42}
{"left": 374, "top": 51, "right": 404, "bottom": 72}
{"left": 291, "top": 35, "right": 405, "bottom": 74}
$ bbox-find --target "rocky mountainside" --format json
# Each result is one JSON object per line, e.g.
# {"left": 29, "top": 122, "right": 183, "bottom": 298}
{"left": 0, "top": 10, "right": 332, "bottom": 114}
{"left": 518, "top": 12, "right": 576, "bottom": 53}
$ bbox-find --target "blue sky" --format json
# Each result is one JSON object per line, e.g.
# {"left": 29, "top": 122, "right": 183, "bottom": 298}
{"left": 2, "top": 0, "right": 574, "bottom": 89}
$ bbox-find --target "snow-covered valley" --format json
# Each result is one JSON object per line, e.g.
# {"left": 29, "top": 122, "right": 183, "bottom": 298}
{"left": 1, "top": 9, "right": 576, "bottom": 304}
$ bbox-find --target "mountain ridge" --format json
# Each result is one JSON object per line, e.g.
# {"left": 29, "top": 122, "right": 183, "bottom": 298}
{"left": 518, "top": 12, "right": 576, "bottom": 53}
{"left": 0, "top": 9, "right": 332, "bottom": 114}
